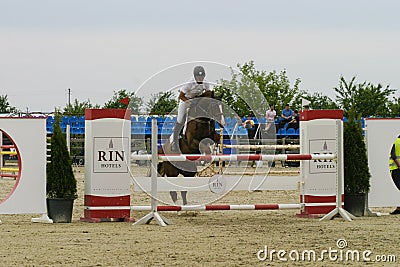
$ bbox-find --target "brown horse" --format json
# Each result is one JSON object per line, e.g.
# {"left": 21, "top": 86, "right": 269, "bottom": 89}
{"left": 157, "top": 91, "right": 224, "bottom": 205}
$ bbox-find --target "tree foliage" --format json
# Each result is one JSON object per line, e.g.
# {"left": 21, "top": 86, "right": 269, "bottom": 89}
{"left": 343, "top": 107, "right": 371, "bottom": 194}
{"left": 215, "top": 67, "right": 264, "bottom": 117}
{"left": 146, "top": 91, "right": 177, "bottom": 115}
{"left": 302, "top": 92, "right": 339, "bottom": 110}
{"left": 103, "top": 89, "right": 143, "bottom": 114}
{"left": 47, "top": 111, "right": 77, "bottom": 199}
{"left": 387, "top": 97, "right": 400, "bottom": 117}
{"left": 0, "top": 94, "right": 18, "bottom": 113}
{"left": 215, "top": 61, "right": 304, "bottom": 117}
{"left": 334, "top": 76, "right": 395, "bottom": 117}
{"left": 63, "top": 99, "right": 99, "bottom": 116}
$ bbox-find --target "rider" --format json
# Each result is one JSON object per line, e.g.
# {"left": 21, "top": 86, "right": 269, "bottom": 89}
{"left": 170, "top": 66, "right": 212, "bottom": 152}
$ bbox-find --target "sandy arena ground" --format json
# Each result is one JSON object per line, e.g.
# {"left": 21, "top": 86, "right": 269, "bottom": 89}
{"left": 0, "top": 164, "right": 399, "bottom": 266}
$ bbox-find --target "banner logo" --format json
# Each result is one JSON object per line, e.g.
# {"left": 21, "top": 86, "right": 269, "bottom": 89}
{"left": 93, "top": 137, "right": 128, "bottom": 173}
{"left": 309, "top": 139, "right": 336, "bottom": 174}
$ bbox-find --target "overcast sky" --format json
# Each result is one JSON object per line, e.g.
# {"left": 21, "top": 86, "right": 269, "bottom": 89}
{"left": 1, "top": 0, "right": 399, "bottom": 112}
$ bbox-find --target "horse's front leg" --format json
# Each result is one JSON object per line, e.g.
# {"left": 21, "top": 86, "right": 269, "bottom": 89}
{"left": 180, "top": 169, "right": 197, "bottom": 206}
{"left": 170, "top": 191, "right": 178, "bottom": 205}
{"left": 162, "top": 162, "right": 180, "bottom": 205}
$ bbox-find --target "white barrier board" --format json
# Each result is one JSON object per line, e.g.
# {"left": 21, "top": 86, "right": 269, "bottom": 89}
{"left": 300, "top": 119, "right": 342, "bottom": 196}
{"left": 133, "top": 175, "right": 299, "bottom": 192}
{"left": 85, "top": 116, "right": 131, "bottom": 196}
{"left": 82, "top": 109, "right": 132, "bottom": 221}
{"left": 0, "top": 118, "right": 47, "bottom": 214}
{"left": 366, "top": 119, "right": 400, "bottom": 207}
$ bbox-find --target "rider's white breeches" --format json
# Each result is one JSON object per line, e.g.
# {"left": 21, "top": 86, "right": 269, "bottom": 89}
{"left": 170, "top": 101, "right": 189, "bottom": 144}
{"left": 177, "top": 100, "right": 189, "bottom": 124}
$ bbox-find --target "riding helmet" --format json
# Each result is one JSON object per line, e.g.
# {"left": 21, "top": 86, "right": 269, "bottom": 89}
{"left": 193, "top": 66, "right": 206, "bottom": 77}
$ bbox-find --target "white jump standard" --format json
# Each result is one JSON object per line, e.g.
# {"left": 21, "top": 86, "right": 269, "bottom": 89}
{"left": 81, "top": 109, "right": 134, "bottom": 223}
{"left": 0, "top": 118, "right": 52, "bottom": 224}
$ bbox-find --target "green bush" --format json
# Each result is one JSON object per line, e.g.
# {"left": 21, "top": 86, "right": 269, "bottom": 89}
{"left": 46, "top": 113, "right": 77, "bottom": 199}
{"left": 343, "top": 108, "right": 370, "bottom": 194}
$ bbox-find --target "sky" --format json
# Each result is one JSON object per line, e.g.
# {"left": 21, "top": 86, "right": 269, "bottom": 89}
{"left": 1, "top": 0, "right": 400, "bottom": 113}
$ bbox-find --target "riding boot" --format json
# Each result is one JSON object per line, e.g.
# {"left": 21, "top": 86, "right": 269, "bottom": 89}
{"left": 171, "top": 122, "right": 183, "bottom": 152}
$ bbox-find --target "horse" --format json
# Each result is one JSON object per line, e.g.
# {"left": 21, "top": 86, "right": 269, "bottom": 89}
{"left": 157, "top": 91, "right": 224, "bottom": 205}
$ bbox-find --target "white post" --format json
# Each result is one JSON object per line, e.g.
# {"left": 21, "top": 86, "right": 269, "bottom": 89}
{"left": 66, "top": 124, "right": 71, "bottom": 153}
{"left": 150, "top": 118, "right": 158, "bottom": 212}
{"left": 320, "top": 119, "right": 355, "bottom": 221}
{"left": 133, "top": 118, "right": 171, "bottom": 226}
{"left": 219, "top": 128, "right": 223, "bottom": 174}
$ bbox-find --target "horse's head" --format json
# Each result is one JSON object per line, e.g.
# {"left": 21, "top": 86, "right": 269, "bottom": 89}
{"left": 187, "top": 91, "right": 225, "bottom": 127}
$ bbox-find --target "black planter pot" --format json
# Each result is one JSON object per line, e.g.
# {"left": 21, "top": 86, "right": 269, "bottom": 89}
{"left": 47, "top": 198, "right": 75, "bottom": 223}
{"left": 344, "top": 193, "right": 366, "bottom": 217}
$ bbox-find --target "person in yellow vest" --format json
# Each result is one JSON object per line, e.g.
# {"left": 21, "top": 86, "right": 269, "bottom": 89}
{"left": 243, "top": 115, "right": 255, "bottom": 139}
{"left": 389, "top": 134, "right": 400, "bottom": 214}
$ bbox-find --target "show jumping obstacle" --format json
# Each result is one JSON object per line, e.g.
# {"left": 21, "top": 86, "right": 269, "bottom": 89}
{"left": 0, "top": 118, "right": 52, "bottom": 224}
{"left": 81, "top": 109, "right": 135, "bottom": 223}
{"left": 129, "top": 110, "right": 355, "bottom": 226}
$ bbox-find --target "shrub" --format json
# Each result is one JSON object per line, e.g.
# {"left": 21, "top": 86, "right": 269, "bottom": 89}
{"left": 46, "top": 113, "right": 77, "bottom": 199}
{"left": 343, "top": 108, "right": 370, "bottom": 194}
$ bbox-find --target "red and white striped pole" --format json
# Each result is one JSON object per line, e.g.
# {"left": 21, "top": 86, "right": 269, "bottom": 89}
{"left": 130, "top": 153, "right": 335, "bottom": 162}
{"left": 131, "top": 203, "right": 302, "bottom": 211}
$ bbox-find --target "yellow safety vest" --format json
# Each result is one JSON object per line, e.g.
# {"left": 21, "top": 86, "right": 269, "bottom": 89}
{"left": 389, "top": 137, "right": 400, "bottom": 171}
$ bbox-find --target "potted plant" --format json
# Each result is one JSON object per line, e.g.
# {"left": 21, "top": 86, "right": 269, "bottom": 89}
{"left": 343, "top": 108, "right": 371, "bottom": 216}
{"left": 46, "top": 112, "right": 77, "bottom": 222}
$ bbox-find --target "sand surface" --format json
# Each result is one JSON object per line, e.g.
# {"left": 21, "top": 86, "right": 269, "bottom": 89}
{"left": 0, "top": 164, "right": 399, "bottom": 266}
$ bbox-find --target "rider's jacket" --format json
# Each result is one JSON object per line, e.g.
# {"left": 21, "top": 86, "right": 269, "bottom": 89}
{"left": 180, "top": 78, "right": 212, "bottom": 100}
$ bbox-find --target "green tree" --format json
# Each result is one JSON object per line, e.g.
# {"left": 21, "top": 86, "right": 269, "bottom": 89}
{"left": 388, "top": 97, "right": 400, "bottom": 117}
{"left": 215, "top": 71, "right": 258, "bottom": 117}
{"left": 215, "top": 61, "right": 304, "bottom": 117}
{"left": 146, "top": 92, "right": 178, "bottom": 115}
{"left": 303, "top": 92, "right": 339, "bottom": 110}
{"left": 63, "top": 99, "right": 99, "bottom": 116}
{"left": 334, "top": 76, "right": 394, "bottom": 117}
{"left": 0, "top": 94, "right": 18, "bottom": 113}
{"left": 103, "top": 89, "right": 143, "bottom": 114}
{"left": 343, "top": 107, "right": 371, "bottom": 194}
{"left": 47, "top": 111, "right": 77, "bottom": 199}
